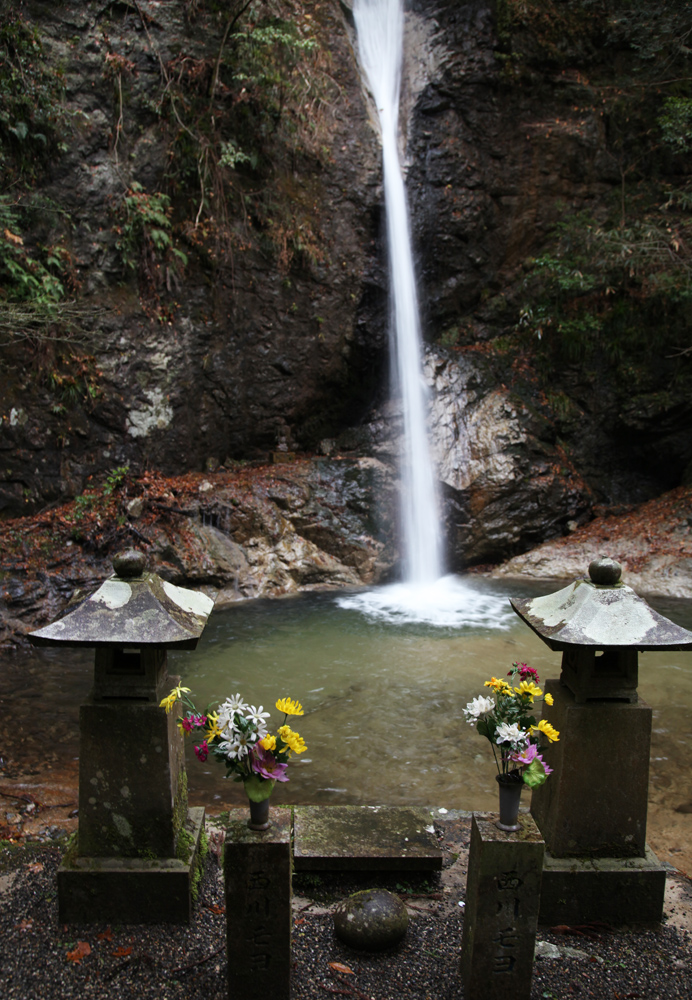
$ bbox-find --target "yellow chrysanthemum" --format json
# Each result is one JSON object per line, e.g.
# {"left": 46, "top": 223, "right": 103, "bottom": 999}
{"left": 261, "top": 734, "right": 277, "bottom": 751}
{"left": 276, "top": 697, "right": 304, "bottom": 716}
{"left": 544, "top": 692, "right": 554, "bottom": 706}
{"left": 278, "top": 724, "right": 307, "bottom": 754}
{"left": 159, "top": 684, "right": 191, "bottom": 713}
{"left": 205, "top": 712, "right": 223, "bottom": 742}
{"left": 485, "top": 677, "right": 512, "bottom": 694}
{"left": 530, "top": 719, "right": 560, "bottom": 742}
{"left": 515, "top": 681, "right": 543, "bottom": 700}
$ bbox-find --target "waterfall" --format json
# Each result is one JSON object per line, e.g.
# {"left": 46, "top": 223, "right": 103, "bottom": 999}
{"left": 354, "top": 0, "right": 443, "bottom": 584}
{"left": 339, "top": 0, "right": 511, "bottom": 624}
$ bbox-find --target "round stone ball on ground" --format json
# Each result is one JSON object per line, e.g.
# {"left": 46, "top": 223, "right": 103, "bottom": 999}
{"left": 333, "top": 889, "right": 408, "bottom": 951}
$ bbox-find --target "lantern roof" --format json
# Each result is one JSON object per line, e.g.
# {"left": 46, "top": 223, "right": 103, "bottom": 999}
{"left": 28, "top": 549, "right": 214, "bottom": 649}
{"left": 511, "top": 557, "right": 692, "bottom": 652}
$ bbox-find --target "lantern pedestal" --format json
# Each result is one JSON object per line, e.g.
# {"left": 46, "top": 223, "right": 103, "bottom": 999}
{"left": 530, "top": 680, "right": 666, "bottom": 924}
{"left": 58, "top": 806, "right": 206, "bottom": 924}
{"left": 76, "top": 692, "right": 186, "bottom": 858}
{"left": 531, "top": 681, "right": 652, "bottom": 858}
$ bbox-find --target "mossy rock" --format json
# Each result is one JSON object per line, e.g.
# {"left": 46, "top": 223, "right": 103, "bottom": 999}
{"left": 333, "top": 888, "right": 408, "bottom": 951}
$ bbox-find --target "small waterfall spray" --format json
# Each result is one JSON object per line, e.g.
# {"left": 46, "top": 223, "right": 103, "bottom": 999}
{"left": 354, "top": 0, "right": 442, "bottom": 584}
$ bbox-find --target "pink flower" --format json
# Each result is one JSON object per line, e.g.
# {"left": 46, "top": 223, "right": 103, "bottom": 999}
{"left": 194, "top": 739, "right": 209, "bottom": 762}
{"left": 250, "top": 744, "right": 289, "bottom": 782}
{"left": 537, "top": 753, "right": 552, "bottom": 776}
{"left": 508, "top": 663, "right": 540, "bottom": 683}
{"left": 510, "top": 743, "right": 538, "bottom": 767}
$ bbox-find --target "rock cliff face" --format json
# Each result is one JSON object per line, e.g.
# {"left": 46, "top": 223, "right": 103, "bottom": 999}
{"left": 1, "top": 0, "right": 691, "bottom": 582}
{"left": 0, "top": 0, "right": 387, "bottom": 509}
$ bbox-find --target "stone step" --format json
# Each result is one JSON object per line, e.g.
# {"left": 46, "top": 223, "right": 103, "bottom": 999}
{"left": 292, "top": 805, "right": 443, "bottom": 872}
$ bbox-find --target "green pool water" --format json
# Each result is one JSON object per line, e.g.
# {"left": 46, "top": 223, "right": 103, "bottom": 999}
{"left": 3, "top": 578, "right": 691, "bottom": 817}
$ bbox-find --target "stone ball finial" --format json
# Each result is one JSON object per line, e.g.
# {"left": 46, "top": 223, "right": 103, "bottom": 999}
{"left": 112, "top": 549, "right": 147, "bottom": 578}
{"left": 588, "top": 556, "right": 622, "bottom": 586}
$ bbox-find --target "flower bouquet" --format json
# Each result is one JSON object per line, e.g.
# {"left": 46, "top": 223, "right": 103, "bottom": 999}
{"left": 160, "top": 685, "right": 307, "bottom": 829}
{"left": 463, "top": 663, "right": 559, "bottom": 830}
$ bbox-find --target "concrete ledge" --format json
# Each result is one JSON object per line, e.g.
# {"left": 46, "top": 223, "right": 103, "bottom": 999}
{"left": 539, "top": 845, "right": 666, "bottom": 926}
{"left": 57, "top": 806, "right": 205, "bottom": 924}
{"left": 293, "top": 805, "right": 442, "bottom": 872}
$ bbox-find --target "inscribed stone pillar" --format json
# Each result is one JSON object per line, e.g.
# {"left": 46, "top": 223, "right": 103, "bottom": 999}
{"left": 460, "top": 814, "right": 544, "bottom": 1000}
{"left": 225, "top": 807, "right": 292, "bottom": 1000}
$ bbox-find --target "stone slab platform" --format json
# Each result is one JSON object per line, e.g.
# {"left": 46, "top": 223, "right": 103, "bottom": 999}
{"left": 57, "top": 807, "right": 205, "bottom": 924}
{"left": 538, "top": 845, "right": 666, "bottom": 926}
{"left": 293, "top": 805, "right": 442, "bottom": 872}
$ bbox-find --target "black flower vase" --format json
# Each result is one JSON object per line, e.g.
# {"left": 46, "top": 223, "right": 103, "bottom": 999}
{"left": 248, "top": 795, "right": 271, "bottom": 831}
{"left": 495, "top": 773, "right": 523, "bottom": 832}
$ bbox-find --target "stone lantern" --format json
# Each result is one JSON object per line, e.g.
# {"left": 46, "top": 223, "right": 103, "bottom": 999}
{"left": 28, "top": 549, "right": 214, "bottom": 924}
{"left": 511, "top": 557, "right": 692, "bottom": 925}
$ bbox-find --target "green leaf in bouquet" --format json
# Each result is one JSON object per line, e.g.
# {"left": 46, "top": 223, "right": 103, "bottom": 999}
{"left": 522, "top": 759, "right": 547, "bottom": 788}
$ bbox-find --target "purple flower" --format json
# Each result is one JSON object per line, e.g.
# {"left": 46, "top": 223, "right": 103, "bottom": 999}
{"left": 194, "top": 739, "right": 209, "bottom": 762}
{"left": 510, "top": 743, "right": 538, "bottom": 767}
{"left": 536, "top": 752, "right": 552, "bottom": 776}
{"left": 249, "top": 744, "right": 289, "bottom": 782}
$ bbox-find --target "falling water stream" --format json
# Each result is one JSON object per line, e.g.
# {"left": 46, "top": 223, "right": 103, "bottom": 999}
{"left": 354, "top": 0, "right": 442, "bottom": 585}
{"left": 343, "top": 0, "right": 497, "bottom": 625}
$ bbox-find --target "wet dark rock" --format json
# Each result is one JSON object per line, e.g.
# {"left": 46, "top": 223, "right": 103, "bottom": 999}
{"left": 333, "top": 889, "right": 409, "bottom": 951}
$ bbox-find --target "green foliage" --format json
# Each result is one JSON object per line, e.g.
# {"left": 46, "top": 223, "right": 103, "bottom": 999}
{"left": 113, "top": 183, "right": 187, "bottom": 317}
{"left": 159, "top": 0, "right": 333, "bottom": 271}
{"left": 659, "top": 98, "right": 692, "bottom": 154}
{"left": 518, "top": 203, "right": 692, "bottom": 365}
{"left": 114, "top": 183, "right": 186, "bottom": 272}
{"left": 0, "top": 11, "right": 67, "bottom": 183}
{"left": 498, "top": 0, "right": 692, "bottom": 68}
{"left": 47, "top": 353, "right": 103, "bottom": 409}
{"left": 103, "top": 465, "right": 131, "bottom": 495}
{"left": 0, "top": 196, "right": 67, "bottom": 309}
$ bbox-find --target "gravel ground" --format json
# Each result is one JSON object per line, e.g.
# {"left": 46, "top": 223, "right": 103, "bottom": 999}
{"left": 1, "top": 817, "right": 691, "bottom": 1000}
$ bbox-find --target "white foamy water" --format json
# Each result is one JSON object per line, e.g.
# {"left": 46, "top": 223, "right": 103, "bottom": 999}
{"left": 336, "top": 575, "right": 516, "bottom": 628}
{"left": 354, "top": 0, "right": 443, "bottom": 584}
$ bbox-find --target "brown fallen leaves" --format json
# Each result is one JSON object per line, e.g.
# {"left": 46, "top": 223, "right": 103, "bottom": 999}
{"left": 66, "top": 941, "right": 91, "bottom": 964}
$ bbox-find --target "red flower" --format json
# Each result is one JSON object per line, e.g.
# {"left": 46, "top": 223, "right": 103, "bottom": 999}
{"left": 194, "top": 739, "right": 209, "bottom": 762}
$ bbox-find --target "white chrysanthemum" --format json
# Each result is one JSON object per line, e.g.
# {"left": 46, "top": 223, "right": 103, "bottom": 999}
{"left": 218, "top": 739, "right": 243, "bottom": 760}
{"left": 495, "top": 722, "right": 528, "bottom": 746}
{"left": 246, "top": 704, "right": 271, "bottom": 733}
{"left": 463, "top": 695, "right": 495, "bottom": 726}
{"left": 217, "top": 693, "right": 248, "bottom": 732}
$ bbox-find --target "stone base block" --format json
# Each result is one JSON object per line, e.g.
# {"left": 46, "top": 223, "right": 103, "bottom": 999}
{"left": 58, "top": 807, "right": 205, "bottom": 924}
{"left": 538, "top": 845, "right": 666, "bottom": 926}
{"left": 293, "top": 805, "right": 442, "bottom": 872}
